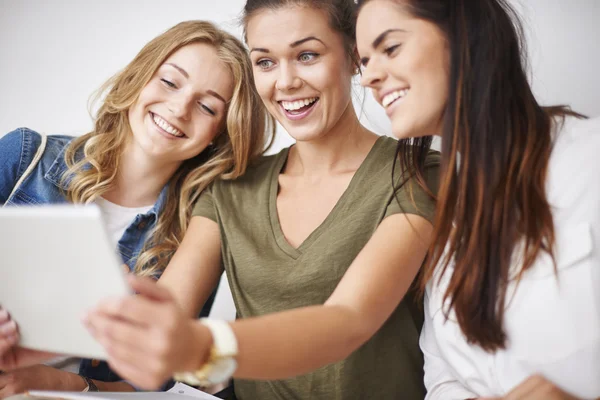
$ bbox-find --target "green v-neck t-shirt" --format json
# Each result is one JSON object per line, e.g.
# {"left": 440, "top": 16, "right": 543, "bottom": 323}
{"left": 192, "top": 136, "right": 440, "bottom": 400}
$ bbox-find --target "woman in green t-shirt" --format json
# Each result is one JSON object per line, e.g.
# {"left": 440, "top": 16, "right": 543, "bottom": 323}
{"left": 77, "top": 1, "right": 438, "bottom": 399}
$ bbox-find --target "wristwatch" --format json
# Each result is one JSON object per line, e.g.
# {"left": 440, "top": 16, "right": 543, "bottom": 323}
{"left": 173, "top": 319, "right": 238, "bottom": 387}
{"left": 80, "top": 375, "right": 99, "bottom": 392}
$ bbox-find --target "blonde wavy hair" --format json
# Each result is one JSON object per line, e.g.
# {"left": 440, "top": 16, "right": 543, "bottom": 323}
{"left": 62, "top": 20, "right": 275, "bottom": 277}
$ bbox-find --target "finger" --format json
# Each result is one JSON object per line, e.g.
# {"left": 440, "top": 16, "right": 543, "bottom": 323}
{"left": 91, "top": 295, "right": 161, "bottom": 327}
{"left": 0, "top": 308, "right": 9, "bottom": 324}
{"left": 0, "top": 332, "right": 21, "bottom": 346}
{"left": 103, "top": 337, "right": 167, "bottom": 378}
{"left": 106, "top": 358, "right": 166, "bottom": 391}
{"left": 0, "top": 372, "right": 19, "bottom": 397}
{"left": 0, "top": 333, "right": 19, "bottom": 358}
{"left": 84, "top": 314, "right": 148, "bottom": 354}
{"left": 0, "top": 375, "right": 25, "bottom": 399}
{"left": 19, "top": 348, "right": 58, "bottom": 362}
{"left": 0, "top": 371, "right": 8, "bottom": 386}
{"left": 3, "top": 348, "right": 58, "bottom": 370}
{"left": 127, "top": 275, "right": 173, "bottom": 302}
{"left": 0, "top": 385, "right": 18, "bottom": 399}
{"left": 0, "top": 321, "right": 17, "bottom": 337}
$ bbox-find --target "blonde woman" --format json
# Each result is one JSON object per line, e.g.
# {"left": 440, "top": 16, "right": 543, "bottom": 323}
{"left": 0, "top": 20, "right": 273, "bottom": 396}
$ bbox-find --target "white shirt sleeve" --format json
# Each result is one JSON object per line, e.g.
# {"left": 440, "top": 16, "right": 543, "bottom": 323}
{"left": 421, "top": 292, "right": 478, "bottom": 400}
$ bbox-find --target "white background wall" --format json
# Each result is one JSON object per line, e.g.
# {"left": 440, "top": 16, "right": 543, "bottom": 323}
{"left": 1, "top": 0, "right": 599, "bottom": 319}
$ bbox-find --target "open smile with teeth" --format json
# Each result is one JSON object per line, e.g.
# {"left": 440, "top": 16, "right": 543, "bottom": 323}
{"left": 280, "top": 97, "right": 319, "bottom": 114}
{"left": 382, "top": 89, "right": 409, "bottom": 108}
{"left": 151, "top": 112, "right": 186, "bottom": 138}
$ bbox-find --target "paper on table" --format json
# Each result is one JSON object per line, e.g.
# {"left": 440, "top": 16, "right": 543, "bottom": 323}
{"left": 167, "top": 382, "right": 219, "bottom": 399}
{"left": 27, "top": 384, "right": 219, "bottom": 400}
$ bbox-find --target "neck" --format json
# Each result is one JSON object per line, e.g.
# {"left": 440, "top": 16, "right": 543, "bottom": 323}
{"left": 102, "top": 140, "right": 181, "bottom": 207}
{"left": 286, "top": 103, "right": 379, "bottom": 177}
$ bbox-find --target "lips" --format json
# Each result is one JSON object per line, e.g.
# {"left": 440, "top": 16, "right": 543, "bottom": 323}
{"left": 278, "top": 98, "right": 320, "bottom": 121}
{"left": 280, "top": 97, "right": 319, "bottom": 112}
{"left": 150, "top": 112, "right": 186, "bottom": 138}
{"left": 381, "top": 88, "right": 409, "bottom": 108}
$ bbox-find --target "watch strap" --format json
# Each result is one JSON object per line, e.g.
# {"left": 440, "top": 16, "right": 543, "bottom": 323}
{"left": 173, "top": 318, "right": 238, "bottom": 387}
{"left": 201, "top": 318, "right": 238, "bottom": 357}
{"left": 80, "top": 375, "right": 99, "bottom": 392}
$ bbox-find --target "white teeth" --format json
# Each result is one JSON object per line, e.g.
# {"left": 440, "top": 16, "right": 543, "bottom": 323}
{"left": 152, "top": 113, "right": 184, "bottom": 137}
{"left": 382, "top": 89, "right": 409, "bottom": 108}
{"left": 280, "top": 97, "right": 318, "bottom": 111}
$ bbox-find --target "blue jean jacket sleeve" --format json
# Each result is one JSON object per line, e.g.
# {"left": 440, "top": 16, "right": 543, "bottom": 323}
{"left": 0, "top": 129, "right": 27, "bottom": 204}
{"left": 0, "top": 128, "right": 44, "bottom": 205}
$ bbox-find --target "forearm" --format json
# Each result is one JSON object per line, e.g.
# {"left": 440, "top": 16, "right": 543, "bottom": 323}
{"left": 227, "top": 304, "right": 370, "bottom": 380}
{"left": 93, "top": 380, "right": 136, "bottom": 392}
{"left": 158, "top": 216, "right": 223, "bottom": 318}
{"left": 62, "top": 372, "right": 136, "bottom": 392}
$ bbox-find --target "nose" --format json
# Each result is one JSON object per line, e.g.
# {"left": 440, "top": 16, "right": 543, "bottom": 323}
{"left": 168, "top": 92, "right": 192, "bottom": 120}
{"left": 359, "top": 58, "right": 386, "bottom": 89}
{"left": 275, "top": 62, "right": 302, "bottom": 92}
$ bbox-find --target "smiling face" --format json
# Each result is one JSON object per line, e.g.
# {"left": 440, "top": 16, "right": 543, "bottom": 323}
{"left": 357, "top": 0, "right": 449, "bottom": 139}
{"left": 246, "top": 5, "right": 355, "bottom": 142}
{"left": 127, "top": 42, "right": 234, "bottom": 165}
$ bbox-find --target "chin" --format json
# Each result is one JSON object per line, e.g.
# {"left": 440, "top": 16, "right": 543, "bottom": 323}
{"left": 391, "top": 121, "right": 430, "bottom": 141}
{"left": 390, "top": 125, "right": 413, "bottom": 140}
{"left": 282, "top": 123, "right": 327, "bottom": 143}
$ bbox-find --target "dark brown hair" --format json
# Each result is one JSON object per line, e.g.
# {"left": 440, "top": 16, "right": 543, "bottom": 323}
{"left": 242, "top": 0, "right": 360, "bottom": 69}
{"left": 358, "top": 0, "right": 583, "bottom": 351}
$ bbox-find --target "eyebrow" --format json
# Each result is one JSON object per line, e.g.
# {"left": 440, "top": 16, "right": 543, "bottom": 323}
{"left": 250, "top": 47, "right": 269, "bottom": 54}
{"left": 207, "top": 90, "right": 227, "bottom": 104}
{"left": 164, "top": 63, "right": 228, "bottom": 104}
{"left": 250, "top": 36, "right": 325, "bottom": 54}
{"left": 371, "top": 29, "right": 407, "bottom": 49}
{"left": 164, "top": 63, "right": 188, "bottom": 78}
{"left": 290, "top": 36, "right": 325, "bottom": 48}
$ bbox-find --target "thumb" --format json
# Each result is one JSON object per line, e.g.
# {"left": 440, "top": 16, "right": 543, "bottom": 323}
{"left": 127, "top": 275, "right": 173, "bottom": 302}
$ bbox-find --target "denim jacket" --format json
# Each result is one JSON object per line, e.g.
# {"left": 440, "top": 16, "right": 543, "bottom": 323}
{"left": 0, "top": 128, "right": 215, "bottom": 383}
{"left": 1, "top": 127, "right": 169, "bottom": 272}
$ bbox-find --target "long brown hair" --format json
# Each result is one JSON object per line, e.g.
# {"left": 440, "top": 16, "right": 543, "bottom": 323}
{"left": 358, "top": 0, "right": 582, "bottom": 351}
{"left": 63, "top": 21, "right": 275, "bottom": 276}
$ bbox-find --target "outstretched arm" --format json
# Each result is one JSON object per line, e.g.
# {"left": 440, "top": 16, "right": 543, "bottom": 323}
{"left": 86, "top": 213, "right": 432, "bottom": 388}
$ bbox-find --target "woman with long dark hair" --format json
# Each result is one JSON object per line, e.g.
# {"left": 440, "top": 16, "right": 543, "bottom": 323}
{"left": 356, "top": 0, "right": 599, "bottom": 399}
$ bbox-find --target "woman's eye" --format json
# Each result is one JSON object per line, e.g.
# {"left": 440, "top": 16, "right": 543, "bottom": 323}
{"left": 298, "top": 52, "right": 318, "bottom": 63}
{"left": 256, "top": 59, "right": 274, "bottom": 70}
{"left": 384, "top": 45, "right": 401, "bottom": 56}
{"left": 200, "top": 103, "right": 216, "bottom": 116}
{"left": 160, "top": 78, "right": 177, "bottom": 88}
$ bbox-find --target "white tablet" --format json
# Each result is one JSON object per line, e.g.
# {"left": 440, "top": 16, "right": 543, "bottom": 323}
{"left": 0, "top": 205, "right": 131, "bottom": 359}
